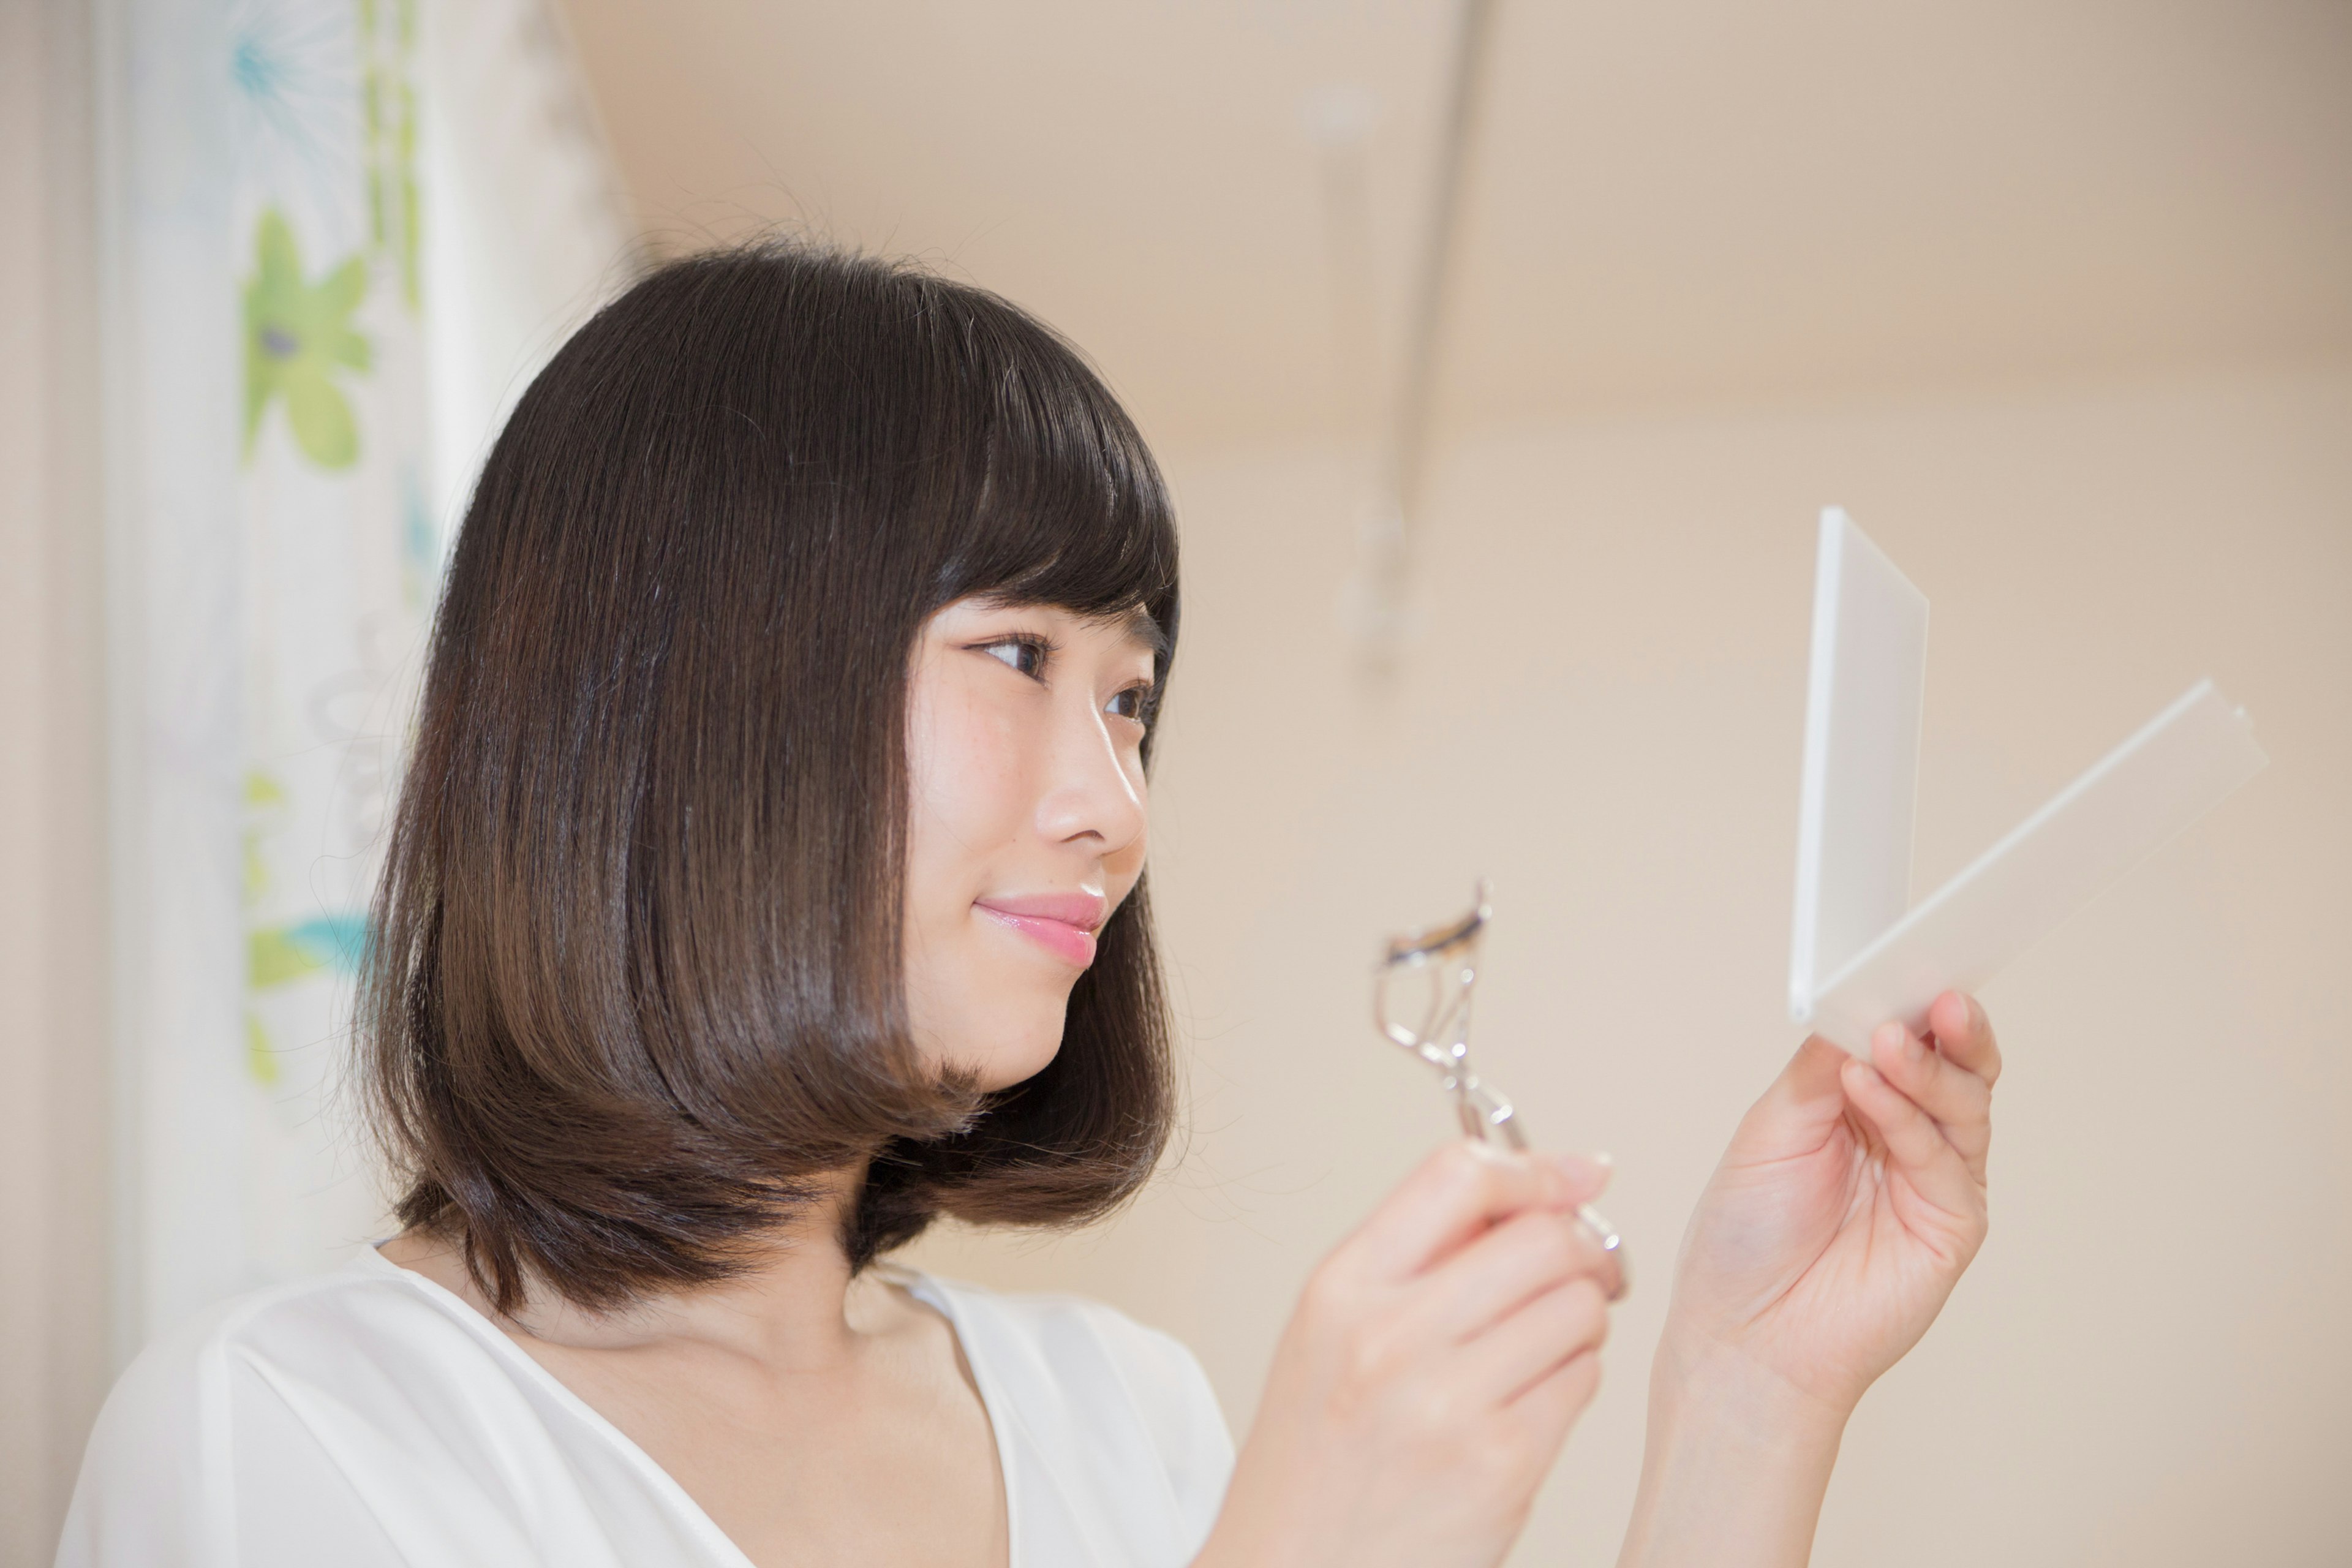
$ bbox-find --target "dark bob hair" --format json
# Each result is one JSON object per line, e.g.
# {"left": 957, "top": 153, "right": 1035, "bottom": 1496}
{"left": 362, "top": 243, "right": 1181, "bottom": 1313}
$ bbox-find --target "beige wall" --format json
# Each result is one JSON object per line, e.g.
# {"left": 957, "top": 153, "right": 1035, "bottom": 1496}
{"left": 909, "top": 366, "right": 2352, "bottom": 1564}
{"left": 0, "top": 0, "right": 114, "bottom": 1561}
{"left": 10, "top": 4, "right": 2340, "bottom": 1558}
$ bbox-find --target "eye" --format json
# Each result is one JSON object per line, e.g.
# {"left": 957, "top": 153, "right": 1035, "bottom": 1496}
{"left": 974, "top": 634, "right": 1049, "bottom": 681}
{"left": 1106, "top": 682, "right": 1154, "bottom": 726}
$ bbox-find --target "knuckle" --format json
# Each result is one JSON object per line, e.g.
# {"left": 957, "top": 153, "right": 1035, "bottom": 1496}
{"left": 1539, "top": 1277, "right": 1605, "bottom": 1349}
{"left": 1470, "top": 1428, "right": 1529, "bottom": 1489}
{"left": 1551, "top": 1344, "right": 1602, "bottom": 1400}
{"left": 1431, "top": 1139, "right": 1484, "bottom": 1182}
{"left": 1537, "top": 1211, "right": 1581, "bottom": 1264}
{"left": 1411, "top": 1380, "right": 1466, "bottom": 1438}
{"left": 1570, "top": 1279, "right": 1612, "bottom": 1348}
{"left": 1430, "top": 1139, "right": 1500, "bottom": 1202}
{"left": 1299, "top": 1258, "right": 1351, "bottom": 1321}
{"left": 1335, "top": 1311, "right": 1407, "bottom": 1396}
{"left": 1504, "top": 1210, "right": 1581, "bottom": 1276}
{"left": 1553, "top": 1217, "right": 1608, "bottom": 1280}
{"left": 1566, "top": 1348, "right": 1605, "bottom": 1408}
{"left": 1299, "top": 1262, "right": 1374, "bottom": 1343}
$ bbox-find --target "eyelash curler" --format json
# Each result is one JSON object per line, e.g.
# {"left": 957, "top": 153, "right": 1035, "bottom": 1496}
{"left": 1376, "top": 881, "right": 1626, "bottom": 1289}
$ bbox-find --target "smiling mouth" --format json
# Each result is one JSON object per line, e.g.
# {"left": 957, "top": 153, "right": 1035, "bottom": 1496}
{"left": 974, "top": 892, "right": 1106, "bottom": 967}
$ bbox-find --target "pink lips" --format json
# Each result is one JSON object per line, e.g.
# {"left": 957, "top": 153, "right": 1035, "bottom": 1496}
{"left": 974, "top": 890, "right": 1107, "bottom": 968}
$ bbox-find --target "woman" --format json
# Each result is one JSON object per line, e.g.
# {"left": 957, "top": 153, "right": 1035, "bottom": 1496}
{"left": 59, "top": 245, "right": 1999, "bottom": 1568}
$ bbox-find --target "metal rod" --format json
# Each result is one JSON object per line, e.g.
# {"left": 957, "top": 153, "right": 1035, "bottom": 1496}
{"left": 1355, "top": 0, "right": 1501, "bottom": 674}
{"left": 1385, "top": 0, "right": 1501, "bottom": 537}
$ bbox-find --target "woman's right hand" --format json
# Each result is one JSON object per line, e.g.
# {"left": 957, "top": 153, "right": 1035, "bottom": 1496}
{"left": 1196, "top": 1142, "right": 1623, "bottom": 1568}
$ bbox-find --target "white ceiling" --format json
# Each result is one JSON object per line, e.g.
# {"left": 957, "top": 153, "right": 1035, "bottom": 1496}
{"left": 557, "top": 0, "right": 2352, "bottom": 452}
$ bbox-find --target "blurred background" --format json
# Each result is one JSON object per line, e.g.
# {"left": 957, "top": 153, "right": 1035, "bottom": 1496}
{"left": 4, "top": 1, "right": 2348, "bottom": 1562}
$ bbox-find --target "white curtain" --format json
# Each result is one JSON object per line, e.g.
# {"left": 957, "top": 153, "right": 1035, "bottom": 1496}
{"left": 417, "top": 0, "right": 641, "bottom": 549}
{"left": 102, "top": 0, "right": 636, "bottom": 1360}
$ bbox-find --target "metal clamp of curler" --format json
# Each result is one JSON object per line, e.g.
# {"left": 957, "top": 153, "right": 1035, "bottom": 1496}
{"left": 1376, "top": 881, "right": 1627, "bottom": 1297}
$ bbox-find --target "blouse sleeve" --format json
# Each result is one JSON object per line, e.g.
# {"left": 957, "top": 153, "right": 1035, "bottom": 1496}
{"left": 54, "top": 1292, "right": 540, "bottom": 1568}
{"left": 53, "top": 1311, "right": 230, "bottom": 1568}
{"left": 56, "top": 1306, "right": 419, "bottom": 1568}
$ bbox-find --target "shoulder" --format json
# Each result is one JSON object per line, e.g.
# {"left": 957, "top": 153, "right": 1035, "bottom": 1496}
{"left": 941, "top": 1278, "right": 1209, "bottom": 1391}
{"left": 83, "top": 1251, "right": 521, "bottom": 1447}
{"left": 58, "top": 1253, "right": 554, "bottom": 1568}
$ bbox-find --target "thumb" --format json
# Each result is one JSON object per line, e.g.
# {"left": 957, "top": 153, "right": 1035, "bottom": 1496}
{"left": 1724, "top": 1036, "right": 1852, "bottom": 1164}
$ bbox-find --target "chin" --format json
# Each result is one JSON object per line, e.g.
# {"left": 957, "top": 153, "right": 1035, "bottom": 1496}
{"left": 959, "top": 1016, "right": 1068, "bottom": 1094}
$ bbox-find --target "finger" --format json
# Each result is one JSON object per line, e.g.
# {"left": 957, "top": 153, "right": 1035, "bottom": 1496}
{"left": 1503, "top": 1343, "right": 1604, "bottom": 1452}
{"left": 1838, "top": 1055, "right": 1981, "bottom": 1221}
{"left": 1544, "top": 1151, "right": 1616, "bottom": 1211}
{"left": 1458, "top": 1276, "right": 1610, "bottom": 1408}
{"left": 1725, "top": 1035, "right": 1852, "bottom": 1163}
{"left": 1344, "top": 1142, "right": 1586, "bottom": 1281}
{"left": 1868, "top": 1022, "right": 1991, "bottom": 1180}
{"left": 1409, "top": 1205, "right": 1619, "bottom": 1343}
{"left": 1927, "top": 991, "right": 2003, "bottom": 1088}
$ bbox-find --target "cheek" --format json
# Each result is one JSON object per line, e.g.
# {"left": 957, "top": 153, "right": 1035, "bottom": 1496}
{"left": 1107, "top": 755, "right": 1151, "bottom": 874}
{"left": 1109, "top": 780, "right": 1150, "bottom": 888}
{"left": 905, "top": 674, "right": 1031, "bottom": 894}
{"left": 902, "top": 668, "right": 1044, "bottom": 1055}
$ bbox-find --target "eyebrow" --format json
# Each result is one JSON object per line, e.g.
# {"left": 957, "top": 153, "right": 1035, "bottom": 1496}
{"left": 1110, "top": 606, "right": 1169, "bottom": 666}
{"left": 969, "top": 594, "right": 1167, "bottom": 666}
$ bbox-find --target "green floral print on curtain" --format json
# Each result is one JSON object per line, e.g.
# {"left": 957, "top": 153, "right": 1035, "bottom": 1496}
{"left": 242, "top": 208, "right": 372, "bottom": 469}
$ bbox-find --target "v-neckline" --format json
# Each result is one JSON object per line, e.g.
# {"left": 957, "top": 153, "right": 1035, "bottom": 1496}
{"left": 357, "top": 1245, "right": 1020, "bottom": 1568}
{"left": 888, "top": 1267, "right": 1023, "bottom": 1568}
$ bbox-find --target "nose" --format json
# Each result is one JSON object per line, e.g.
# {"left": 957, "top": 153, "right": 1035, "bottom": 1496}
{"left": 1035, "top": 687, "right": 1147, "bottom": 857}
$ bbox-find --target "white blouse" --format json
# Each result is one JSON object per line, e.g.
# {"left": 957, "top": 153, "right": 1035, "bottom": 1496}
{"left": 58, "top": 1246, "right": 1234, "bottom": 1567}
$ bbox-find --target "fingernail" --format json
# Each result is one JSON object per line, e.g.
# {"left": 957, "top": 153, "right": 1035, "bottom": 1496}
{"left": 1545, "top": 1152, "right": 1614, "bottom": 1194}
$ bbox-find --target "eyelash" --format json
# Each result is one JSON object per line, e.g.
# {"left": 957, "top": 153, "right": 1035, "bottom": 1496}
{"left": 982, "top": 632, "right": 1053, "bottom": 681}
{"left": 1106, "top": 684, "right": 1153, "bottom": 725}
{"left": 974, "top": 635, "right": 1155, "bottom": 726}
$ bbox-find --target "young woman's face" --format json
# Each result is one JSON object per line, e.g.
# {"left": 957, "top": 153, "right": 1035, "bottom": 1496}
{"left": 902, "top": 596, "right": 1159, "bottom": 1090}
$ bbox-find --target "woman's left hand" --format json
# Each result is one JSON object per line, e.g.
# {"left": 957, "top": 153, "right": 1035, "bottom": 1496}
{"left": 1660, "top": 990, "right": 2000, "bottom": 1422}
{"left": 1616, "top": 992, "right": 1999, "bottom": 1568}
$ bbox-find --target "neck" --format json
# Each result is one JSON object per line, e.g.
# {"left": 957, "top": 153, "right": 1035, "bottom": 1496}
{"left": 385, "top": 1163, "right": 883, "bottom": 1373}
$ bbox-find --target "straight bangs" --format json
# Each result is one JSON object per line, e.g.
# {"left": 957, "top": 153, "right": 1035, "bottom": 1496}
{"left": 920, "top": 289, "right": 1180, "bottom": 684}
